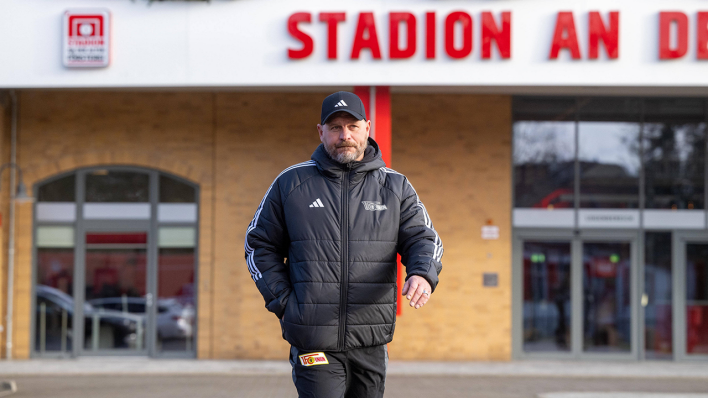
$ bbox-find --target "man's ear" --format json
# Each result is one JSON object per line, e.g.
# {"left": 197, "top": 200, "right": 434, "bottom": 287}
{"left": 317, "top": 124, "right": 325, "bottom": 142}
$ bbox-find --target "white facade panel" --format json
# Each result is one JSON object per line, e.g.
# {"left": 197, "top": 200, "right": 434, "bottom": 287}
{"left": 83, "top": 203, "right": 150, "bottom": 220}
{"left": 513, "top": 209, "right": 574, "bottom": 228}
{"left": 2, "top": 0, "right": 708, "bottom": 89}
{"left": 578, "top": 209, "right": 641, "bottom": 229}
{"left": 36, "top": 203, "right": 76, "bottom": 222}
{"left": 157, "top": 204, "right": 197, "bottom": 223}
{"left": 643, "top": 210, "right": 706, "bottom": 230}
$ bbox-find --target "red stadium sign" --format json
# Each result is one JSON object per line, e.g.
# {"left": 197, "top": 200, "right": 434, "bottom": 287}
{"left": 62, "top": 9, "right": 111, "bottom": 68}
{"left": 287, "top": 10, "right": 708, "bottom": 61}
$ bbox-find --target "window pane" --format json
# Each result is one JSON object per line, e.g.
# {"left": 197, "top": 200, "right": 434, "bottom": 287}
{"left": 37, "top": 175, "right": 75, "bottom": 202}
{"left": 35, "top": 248, "right": 74, "bottom": 353}
{"left": 583, "top": 242, "right": 632, "bottom": 352}
{"left": 37, "top": 226, "right": 74, "bottom": 248}
{"left": 644, "top": 123, "right": 705, "bottom": 209}
{"left": 85, "top": 170, "right": 149, "bottom": 202}
{"left": 686, "top": 243, "right": 708, "bottom": 355}
{"left": 159, "top": 227, "right": 196, "bottom": 248}
{"left": 579, "top": 122, "right": 640, "bottom": 208}
{"left": 84, "top": 246, "right": 147, "bottom": 351}
{"left": 513, "top": 122, "right": 575, "bottom": 208}
{"left": 644, "top": 232, "right": 672, "bottom": 359}
{"left": 160, "top": 175, "right": 196, "bottom": 203}
{"left": 158, "top": 248, "right": 196, "bottom": 353}
{"left": 523, "top": 241, "right": 571, "bottom": 352}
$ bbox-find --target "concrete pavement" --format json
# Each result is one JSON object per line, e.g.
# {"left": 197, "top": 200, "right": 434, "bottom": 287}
{"left": 1, "top": 358, "right": 708, "bottom": 379}
{"left": 1, "top": 359, "right": 707, "bottom": 398}
{"left": 1, "top": 374, "right": 707, "bottom": 398}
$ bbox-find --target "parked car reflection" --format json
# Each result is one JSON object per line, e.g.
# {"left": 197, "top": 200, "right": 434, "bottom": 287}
{"left": 88, "top": 296, "right": 194, "bottom": 342}
{"left": 35, "top": 285, "right": 144, "bottom": 352}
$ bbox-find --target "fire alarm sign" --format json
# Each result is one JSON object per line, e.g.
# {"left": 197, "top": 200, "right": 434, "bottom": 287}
{"left": 62, "top": 9, "right": 111, "bottom": 68}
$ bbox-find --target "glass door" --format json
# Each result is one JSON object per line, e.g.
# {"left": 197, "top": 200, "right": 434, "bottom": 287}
{"left": 519, "top": 239, "right": 572, "bottom": 354}
{"left": 79, "top": 230, "right": 151, "bottom": 355}
{"left": 674, "top": 232, "right": 708, "bottom": 360}
{"left": 580, "top": 239, "right": 636, "bottom": 357}
{"left": 643, "top": 232, "right": 674, "bottom": 359}
{"left": 514, "top": 231, "right": 639, "bottom": 359}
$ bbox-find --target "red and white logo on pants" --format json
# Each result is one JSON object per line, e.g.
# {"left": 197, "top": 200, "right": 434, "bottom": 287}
{"left": 299, "top": 352, "right": 329, "bottom": 366}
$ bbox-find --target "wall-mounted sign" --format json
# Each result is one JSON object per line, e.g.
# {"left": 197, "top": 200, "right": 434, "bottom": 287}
{"left": 286, "top": 10, "right": 708, "bottom": 61}
{"left": 482, "top": 225, "right": 500, "bottom": 240}
{"left": 6, "top": 1, "right": 708, "bottom": 88}
{"left": 62, "top": 9, "right": 111, "bottom": 68}
{"left": 578, "top": 209, "right": 640, "bottom": 229}
{"left": 483, "top": 273, "right": 499, "bottom": 287}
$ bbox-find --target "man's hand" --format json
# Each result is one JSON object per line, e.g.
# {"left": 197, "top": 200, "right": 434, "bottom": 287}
{"left": 401, "top": 275, "right": 432, "bottom": 309}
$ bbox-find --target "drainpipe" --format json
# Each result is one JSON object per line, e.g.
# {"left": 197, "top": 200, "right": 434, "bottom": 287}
{"left": 5, "top": 90, "right": 17, "bottom": 359}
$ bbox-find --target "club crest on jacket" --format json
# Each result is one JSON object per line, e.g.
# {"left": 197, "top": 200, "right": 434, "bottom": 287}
{"left": 362, "top": 201, "right": 387, "bottom": 211}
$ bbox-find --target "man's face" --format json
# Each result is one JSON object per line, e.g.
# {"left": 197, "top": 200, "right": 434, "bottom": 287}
{"left": 317, "top": 112, "right": 370, "bottom": 164}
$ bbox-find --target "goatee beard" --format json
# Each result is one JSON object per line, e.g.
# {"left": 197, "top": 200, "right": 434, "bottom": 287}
{"left": 325, "top": 141, "right": 367, "bottom": 164}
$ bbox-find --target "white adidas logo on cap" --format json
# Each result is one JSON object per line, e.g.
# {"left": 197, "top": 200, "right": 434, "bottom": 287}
{"left": 333, "top": 100, "right": 348, "bottom": 107}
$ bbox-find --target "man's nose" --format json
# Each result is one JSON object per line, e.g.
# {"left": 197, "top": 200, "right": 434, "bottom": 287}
{"left": 339, "top": 128, "right": 353, "bottom": 141}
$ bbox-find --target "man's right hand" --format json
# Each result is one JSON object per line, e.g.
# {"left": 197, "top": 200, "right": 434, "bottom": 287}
{"left": 401, "top": 275, "right": 432, "bottom": 309}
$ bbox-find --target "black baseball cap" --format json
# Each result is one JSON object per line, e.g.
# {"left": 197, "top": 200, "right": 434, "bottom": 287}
{"left": 320, "top": 91, "right": 367, "bottom": 125}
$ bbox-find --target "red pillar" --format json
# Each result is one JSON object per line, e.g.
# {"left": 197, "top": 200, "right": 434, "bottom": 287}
{"left": 354, "top": 86, "right": 391, "bottom": 165}
{"left": 354, "top": 86, "right": 401, "bottom": 315}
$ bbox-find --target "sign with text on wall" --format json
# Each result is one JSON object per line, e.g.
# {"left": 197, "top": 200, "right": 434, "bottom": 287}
{"left": 62, "top": 9, "right": 111, "bottom": 68}
{"left": 8, "top": 0, "right": 708, "bottom": 88}
{"left": 482, "top": 226, "right": 500, "bottom": 240}
{"left": 286, "top": 10, "right": 708, "bottom": 61}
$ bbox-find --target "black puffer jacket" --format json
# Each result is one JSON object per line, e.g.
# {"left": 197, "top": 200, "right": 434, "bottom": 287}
{"left": 245, "top": 138, "right": 443, "bottom": 351}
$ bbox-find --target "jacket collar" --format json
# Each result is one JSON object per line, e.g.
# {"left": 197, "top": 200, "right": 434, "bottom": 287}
{"left": 311, "top": 137, "right": 386, "bottom": 183}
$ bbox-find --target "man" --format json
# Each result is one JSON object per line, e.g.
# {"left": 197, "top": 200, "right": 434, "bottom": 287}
{"left": 244, "top": 91, "right": 443, "bottom": 398}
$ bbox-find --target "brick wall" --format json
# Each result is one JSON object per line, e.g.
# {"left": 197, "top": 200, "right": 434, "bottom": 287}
{"left": 1, "top": 91, "right": 511, "bottom": 360}
{"left": 6, "top": 91, "right": 217, "bottom": 359}
{"left": 214, "top": 93, "right": 325, "bottom": 359}
{"left": 389, "top": 94, "right": 512, "bottom": 360}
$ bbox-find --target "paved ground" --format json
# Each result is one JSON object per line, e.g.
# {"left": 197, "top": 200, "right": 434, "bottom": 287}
{"left": 1, "top": 359, "right": 708, "bottom": 397}
{"left": 3, "top": 358, "right": 708, "bottom": 378}
{"left": 3, "top": 374, "right": 708, "bottom": 398}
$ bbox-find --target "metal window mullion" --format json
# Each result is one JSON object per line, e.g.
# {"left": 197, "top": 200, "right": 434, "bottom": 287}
{"left": 74, "top": 170, "right": 86, "bottom": 358}
{"left": 639, "top": 98, "right": 646, "bottom": 217}
{"left": 571, "top": 236, "right": 583, "bottom": 358}
{"left": 511, "top": 234, "right": 523, "bottom": 358}
{"left": 30, "top": 181, "right": 39, "bottom": 357}
{"left": 704, "top": 99, "right": 708, "bottom": 229}
{"left": 147, "top": 170, "right": 159, "bottom": 357}
{"left": 572, "top": 98, "right": 581, "bottom": 357}
{"left": 638, "top": 98, "right": 646, "bottom": 360}
{"left": 632, "top": 232, "right": 641, "bottom": 360}
{"left": 189, "top": 182, "right": 201, "bottom": 357}
{"left": 574, "top": 98, "right": 580, "bottom": 230}
{"left": 672, "top": 233, "right": 685, "bottom": 360}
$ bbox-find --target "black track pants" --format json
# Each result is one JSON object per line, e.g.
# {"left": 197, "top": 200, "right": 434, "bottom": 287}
{"left": 289, "top": 345, "right": 388, "bottom": 398}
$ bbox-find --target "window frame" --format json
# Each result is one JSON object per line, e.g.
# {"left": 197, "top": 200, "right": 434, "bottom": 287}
{"left": 30, "top": 165, "right": 200, "bottom": 359}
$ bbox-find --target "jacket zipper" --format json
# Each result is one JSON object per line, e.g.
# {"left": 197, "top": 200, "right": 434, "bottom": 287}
{"left": 338, "top": 164, "right": 351, "bottom": 351}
